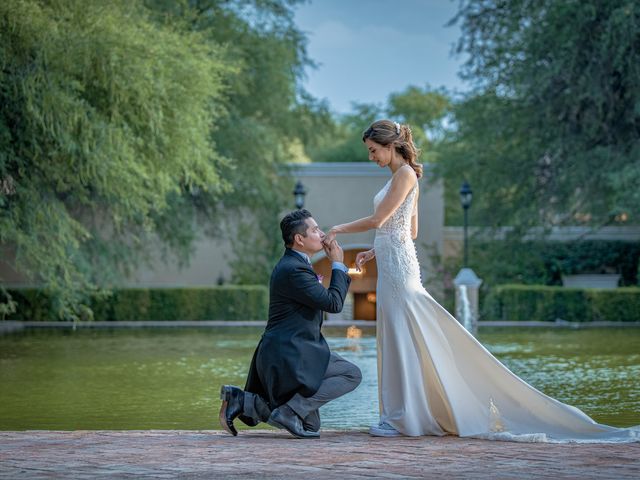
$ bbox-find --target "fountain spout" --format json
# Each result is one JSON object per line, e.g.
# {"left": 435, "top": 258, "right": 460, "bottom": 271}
{"left": 454, "top": 268, "right": 483, "bottom": 336}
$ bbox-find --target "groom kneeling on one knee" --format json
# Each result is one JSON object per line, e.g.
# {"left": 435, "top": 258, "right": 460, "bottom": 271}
{"left": 219, "top": 209, "right": 362, "bottom": 438}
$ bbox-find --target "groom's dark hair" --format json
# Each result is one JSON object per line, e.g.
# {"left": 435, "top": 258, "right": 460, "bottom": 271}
{"left": 281, "top": 209, "right": 313, "bottom": 247}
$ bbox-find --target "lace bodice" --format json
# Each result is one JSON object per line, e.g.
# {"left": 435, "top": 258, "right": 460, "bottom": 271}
{"left": 373, "top": 178, "right": 421, "bottom": 295}
{"left": 373, "top": 179, "right": 418, "bottom": 239}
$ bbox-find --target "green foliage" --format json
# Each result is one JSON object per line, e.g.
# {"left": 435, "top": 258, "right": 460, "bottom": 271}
{"left": 467, "top": 240, "right": 640, "bottom": 288}
{"left": 425, "top": 239, "right": 640, "bottom": 316}
{"left": 544, "top": 241, "right": 640, "bottom": 281}
{"left": 1, "top": 0, "right": 330, "bottom": 319}
{"left": 484, "top": 285, "right": 640, "bottom": 322}
{"left": 6, "top": 286, "right": 268, "bottom": 321}
{"left": 306, "top": 103, "right": 383, "bottom": 163}
{"left": 388, "top": 85, "right": 451, "bottom": 150}
{"left": 0, "top": 0, "right": 231, "bottom": 318}
{"left": 146, "top": 0, "right": 333, "bottom": 284}
{"left": 308, "top": 86, "right": 450, "bottom": 164}
{"left": 0, "top": 286, "right": 17, "bottom": 321}
{"left": 442, "top": 0, "right": 640, "bottom": 229}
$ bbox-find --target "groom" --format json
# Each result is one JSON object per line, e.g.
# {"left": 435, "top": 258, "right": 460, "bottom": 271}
{"left": 219, "top": 209, "right": 361, "bottom": 438}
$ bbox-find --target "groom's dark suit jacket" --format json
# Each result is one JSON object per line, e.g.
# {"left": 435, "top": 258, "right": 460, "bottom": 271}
{"left": 240, "top": 248, "right": 351, "bottom": 426}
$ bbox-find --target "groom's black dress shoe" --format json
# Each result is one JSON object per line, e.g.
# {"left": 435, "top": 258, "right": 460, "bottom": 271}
{"left": 303, "top": 419, "right": 320, "bottom": 433}
{"left": 303, "top": 411, "right": 320, "bottom": 433}
{"left": 219, "top": 385, "right": 244, "bottom": 436}
{"left": 268, "top": 405, "right": 320, "bottom": 439}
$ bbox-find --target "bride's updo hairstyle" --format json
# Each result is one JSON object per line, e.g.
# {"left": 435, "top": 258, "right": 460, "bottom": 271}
{"left": 362, "top": 119, "right": 423, "bottom": 178}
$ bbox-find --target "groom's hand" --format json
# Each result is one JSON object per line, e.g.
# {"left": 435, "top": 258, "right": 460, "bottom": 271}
{"left": 324, "top": 239, "right": 344, "bottom": 264}
{"left": 322, "top": 229, "right": 337, "bottom": 247}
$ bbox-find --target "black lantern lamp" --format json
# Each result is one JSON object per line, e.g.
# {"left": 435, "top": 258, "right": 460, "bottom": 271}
{"left": 293, "top": 180, "right": 307, "bottom": 210}
{"left": 459, "top": 181, "right": 473, "bottom": 267}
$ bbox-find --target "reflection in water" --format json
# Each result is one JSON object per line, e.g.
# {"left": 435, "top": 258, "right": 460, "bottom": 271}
{"left": 0, "top": 326, "right": 638, "bottom": 430}
{"left": 346, "top": 325, "right": 362, "bottom": 339}
{"left": 489, "top": 398, "right": 505, "bottom": 433}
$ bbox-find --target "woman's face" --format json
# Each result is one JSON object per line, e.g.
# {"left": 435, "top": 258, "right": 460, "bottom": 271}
{"left": 365, "top": 138, "right": 391, "bottom": 168}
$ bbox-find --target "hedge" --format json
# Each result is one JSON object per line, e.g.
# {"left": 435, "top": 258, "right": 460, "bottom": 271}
{"left": 484, "top": 285, "right": 640, "bottom": 322}
{"left": 5, "top": 286, "right": 269, "bottom": 321}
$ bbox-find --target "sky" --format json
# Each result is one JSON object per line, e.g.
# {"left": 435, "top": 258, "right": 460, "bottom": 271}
{"left": 293, "top": 0, "right": 468, "bottom": 115}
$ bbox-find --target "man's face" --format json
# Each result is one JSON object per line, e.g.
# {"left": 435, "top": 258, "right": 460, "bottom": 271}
{"left": 299, "top": 217, "right": 325, "bottom": 254}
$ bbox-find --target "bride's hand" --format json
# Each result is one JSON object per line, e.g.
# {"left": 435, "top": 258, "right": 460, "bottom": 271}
{"left": 355, "top": 249, "right": 375, "bottom": 272}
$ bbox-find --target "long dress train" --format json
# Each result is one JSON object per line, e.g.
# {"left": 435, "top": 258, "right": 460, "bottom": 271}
{"left": 373, "top": 178, "right": 639, "bottom": 443}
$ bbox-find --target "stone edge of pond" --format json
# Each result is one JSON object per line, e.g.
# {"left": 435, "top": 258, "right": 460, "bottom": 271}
{"left": 2, "top": 320, "right": 640, "bottom": 333}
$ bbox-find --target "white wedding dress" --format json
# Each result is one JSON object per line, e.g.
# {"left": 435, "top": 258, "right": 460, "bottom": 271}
{"left": 373, "top": 178, "right": 640, "bottom": 443}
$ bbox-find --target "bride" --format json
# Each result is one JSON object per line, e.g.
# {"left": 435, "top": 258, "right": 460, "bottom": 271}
{"left": 323, "top": 119, "right": 639, "bottom": 443}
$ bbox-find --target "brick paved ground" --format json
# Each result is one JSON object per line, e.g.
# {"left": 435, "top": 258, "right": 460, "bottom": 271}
{"left": 1, "top": 430, "right": 639, "bottom": 479}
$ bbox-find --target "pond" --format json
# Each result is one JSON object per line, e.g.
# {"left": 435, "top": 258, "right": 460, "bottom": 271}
{"left": 0, "top": 326, "right": 639, "bottom": 430}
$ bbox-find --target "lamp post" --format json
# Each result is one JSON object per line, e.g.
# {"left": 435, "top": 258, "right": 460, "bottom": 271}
{"left": 459, "top": 181, "right": 473, "bottom": 267}
{"left": 454, "top": 180, "right": 481, "bottom": 336}
{"left": 293, "top": 180, "right": 307, "bottom": 210}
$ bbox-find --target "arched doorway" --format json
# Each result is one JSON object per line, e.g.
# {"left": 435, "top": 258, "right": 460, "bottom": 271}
{"left": 312, "top": 246, "right": 378, "bottom": 321}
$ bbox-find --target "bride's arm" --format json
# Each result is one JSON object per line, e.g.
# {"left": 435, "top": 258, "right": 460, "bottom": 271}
{"left": 411, "top": 189, "right": 419, "bottom": 240}
{"left": 327, "top": 166, "right": 417, "bottom": 238}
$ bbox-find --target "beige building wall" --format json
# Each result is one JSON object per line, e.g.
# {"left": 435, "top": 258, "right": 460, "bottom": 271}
{"left": 128, "top": 162, "right": 445, "bottom": 289}
{"left": 127, "top": 236, "right": 234, "bottom": 287}
{"left": 292, "top": 162, "right": 444, "bottom": 272}
{"left": 0, "top": 163, "right": 445, "bottom": 291}
{"left": 0, "top": 235, "right": 235, "bottom": 288}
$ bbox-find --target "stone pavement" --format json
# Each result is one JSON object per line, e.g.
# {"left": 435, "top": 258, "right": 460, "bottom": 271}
{"left": 1, "top": 430, "right": 639, "bottom": 479}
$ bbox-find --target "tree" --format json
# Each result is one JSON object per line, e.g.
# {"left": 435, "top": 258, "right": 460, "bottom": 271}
{"left": 1, "top": 0, "right": 331, "bottom": 317}
{"left": 388, "top": 85, "right": 451, "bottom": 153}
{"left": 308, "top": 86, "right": 450, "bottom": 164}
{"left": 146, "top": 0, "right": 333, "bottom": 284}
{"left": 0, "top": 0, "right": 231, "bottom": 318}
{"left": 306, "top": 103, "right": 383, "bottom": 163}
{"left": 441, "top": 0, "right": 640, "bottom": 230}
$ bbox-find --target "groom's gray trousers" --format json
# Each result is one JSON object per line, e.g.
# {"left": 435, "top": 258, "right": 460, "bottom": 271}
{"left": 243, "top": 352, "right": 362, "bottom": 431}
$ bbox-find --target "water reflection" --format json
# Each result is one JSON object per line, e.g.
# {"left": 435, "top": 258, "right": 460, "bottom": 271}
{"left": 0, "top": 326, "right": 638, "bottom": 430}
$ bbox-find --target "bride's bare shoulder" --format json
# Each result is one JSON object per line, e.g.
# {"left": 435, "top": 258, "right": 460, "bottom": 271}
{"left": 392, "top": 165, "right": 418, "bottom": 187}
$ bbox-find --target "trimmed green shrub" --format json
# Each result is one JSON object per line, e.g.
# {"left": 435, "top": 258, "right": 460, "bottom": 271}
{"left": 484, "top": 285, "right": 640, "bottom": 322}
{"left": 3, "top": 289, "right": 53, "bottom": 321}
{"left": 426, "top": 239, "right": 640, "bottom": 315}
{"left": 5, "top": 286, "right": 268, "bottom": 321}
